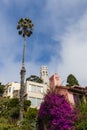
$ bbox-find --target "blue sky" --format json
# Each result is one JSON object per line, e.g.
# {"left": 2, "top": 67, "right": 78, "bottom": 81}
{"left": 0, "top": 0, "right": 87, "bottom": 86}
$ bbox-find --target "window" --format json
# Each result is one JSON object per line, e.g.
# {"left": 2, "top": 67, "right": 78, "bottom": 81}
{"left": 43, "top": 71, "right": 45, "bottom": 75}
{"left": 37, "top": 98, "right": 42, "bottom": 106}
{"left": 31, "top": 85, "right": 36, "bottom": 92}
{"left": 28, "top": 85, "right": 31, "bottom": 91}
{"left": 41, "top": 88, "right": 43, "bottom": 93}
{"left": 29, "top": 97, "right": 42, "bottom": 107}
{"left": 36, "top": 86, "right": 42, "bottom": 93}
{"left": 29, "top": 97, "right": 37, "bottom": 106}
{"left": 30, "top": 85, "right": 43, "bottom": 93}
{"left": 13, "top": 87, "right": 14, "bottom": 91}
{"left": 73, "top": 94, "right": 78, "bottom": 105}
{"left": 8, "top": 87, "right": 11, "bottom": 93}
{"left": 73, "top": 94, "right": 83, "bottom": 105}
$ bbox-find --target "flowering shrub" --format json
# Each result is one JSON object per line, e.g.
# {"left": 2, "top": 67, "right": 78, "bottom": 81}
{"left": 37, "top": 91, "right": 76, "bottom": 130}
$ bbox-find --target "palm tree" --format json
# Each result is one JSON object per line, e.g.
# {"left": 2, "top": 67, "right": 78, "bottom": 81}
{"left": 17, "top": 18, "right": 34, "bottom": 120}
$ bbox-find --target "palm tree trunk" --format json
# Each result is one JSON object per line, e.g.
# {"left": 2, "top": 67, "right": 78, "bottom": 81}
{"left": 19, "top": 37, "right": 26, "bottom": 120}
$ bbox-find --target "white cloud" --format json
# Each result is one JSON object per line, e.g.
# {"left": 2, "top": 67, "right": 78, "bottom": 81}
{"left": 38, "top": 0, "right": 87, "bottom": 86}
{"left": 38, "top": 0, "right": 87, "bottom": 36}
{"left": 54, "top": 12, "right": 87, "bottom": 86}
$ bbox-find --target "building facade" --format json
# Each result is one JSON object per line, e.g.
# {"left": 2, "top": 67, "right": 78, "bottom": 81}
{"left": 49, "top": 73, "right": 87, "bottom": 105}
{"left": 3, "top": 80, "right": 48, "bottom": 108}
{"left": 24, "top": 80, "right": 48, "bottom": 108}
{"left": 3, "top": 82, "right": 20, "bottom": 98}
{"left": 3, "top": 68, "right": 87, "bottom": 108}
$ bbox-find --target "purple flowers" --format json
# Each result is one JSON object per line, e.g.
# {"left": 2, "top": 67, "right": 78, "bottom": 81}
{"left": 38, "top": 91, "right": 76, "bottom": 130}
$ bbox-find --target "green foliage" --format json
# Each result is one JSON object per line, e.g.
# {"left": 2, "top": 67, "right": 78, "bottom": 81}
{"left": 0, "top": 117, "right": 8, "bottom": 124}
{"left": 26, "top": 75, "right": 43, "bottom": 83}
{"left": 0, "top": 97, "right": 38, "bottom": 130}
{"left": 0, "top": 117, "right": 18, "bottom": 130}
{"left": 10, "top": 107, "right": 19, "bottom": 119}
{"left": 10, "top": 107, "right": 38, "bottom": 130}
{"left": 66, "top": 74, "right": 79, "bottom": 87}
{"left": 0, "top": 97, "right": 9, "bottom": 118}
{"left": 24, "top": 100, "right": 31, "bottom": 111}
{"left": 18, "top": 119, "right": 31, "bottom": 130}
{"left": 0, "top": 125, "right": 15, "bottom": 130}
{"left": 0, "top": 83, "right": 5, "bottom": 95}
{"left": 25, "top": 107, "right": 38, "bottom": 121}
{"left": 7, "top": 98, "right": 20, "bottom": 119}
{"left": 8, "top": 98, "right": 19, "bottom": 107}
{"left": 17, "top": 18, "right": 34, "bottom": 38}
{"left": 0, "top": 97, "right": 19, "bottom": 119}
{"left": 24, "top": 108, "right": 38, "bottom": 130}
{"left": 75, "top": 101, "right": 87, "bottom": 130}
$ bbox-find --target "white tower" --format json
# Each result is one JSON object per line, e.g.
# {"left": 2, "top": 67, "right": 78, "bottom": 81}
{"left": 40, "top": 66, "right": 49, "bottom": 86}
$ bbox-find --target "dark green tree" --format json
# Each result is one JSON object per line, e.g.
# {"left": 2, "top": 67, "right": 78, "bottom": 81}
{"left": 24, "top": 100, "right": 31, "bottom": 111}
{"left": 8, "top": 98, "right": 19, "bottom": 107}
{"left": 66, "top": 74, "right": 79, "bottom": 87}
{"left": 26, "top": 75, "right": 43, "bottom": 83}
{"left": 0, "top": 83, "right": 5, "bottom": 95}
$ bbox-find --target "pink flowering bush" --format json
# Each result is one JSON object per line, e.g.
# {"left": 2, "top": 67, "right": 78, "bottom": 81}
{"left": 37, "top": 91, "right": 77, "bottom": 130}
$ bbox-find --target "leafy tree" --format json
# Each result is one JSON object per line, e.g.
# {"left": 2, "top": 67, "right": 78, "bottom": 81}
{"left": 23, "top": 100, "right": 31, "bottom": 111}
{"left": 66, "top": 74, "right": 79, "bottom": 87}
{"left": 0, "top": 97, "right": 20, "bottom": 120}
{"left": 37, "top": 91, "right": 77, "bottom": 130}
{"left": 26, "top": 75, "right": 43, "bottom": 83}
{"left": 8, "top": 98, "right": 19, "bottom": 107}
{"left": 0, "top": 83, "right": 5, "bottom": 95}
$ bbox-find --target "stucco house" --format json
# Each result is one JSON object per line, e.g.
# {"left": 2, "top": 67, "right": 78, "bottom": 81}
{"left": 49, "top": 73, "right": 87, "bottom": 106}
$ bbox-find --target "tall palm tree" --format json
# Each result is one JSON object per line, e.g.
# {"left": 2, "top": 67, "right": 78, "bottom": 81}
{"left": 17, "top": 18, "right": 34, "bottom": 120}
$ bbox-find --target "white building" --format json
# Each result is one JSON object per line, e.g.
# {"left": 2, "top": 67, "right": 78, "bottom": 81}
{"left": 3, "top": 80, "right": 48, "bottom": 108}
{"left": 3, "top": 82, "right": 20, "bottom": 98}
{"left": 3, "top": 66, "right": 49, "bottom": 108}
{"left": 25, "top": 80, "right": 48, "bottom": 108}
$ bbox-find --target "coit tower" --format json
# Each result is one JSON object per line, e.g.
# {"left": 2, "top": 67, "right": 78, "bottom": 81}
{"left": 40, "top": 66, "right": 49, "bottom": 86}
